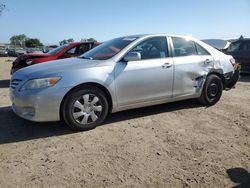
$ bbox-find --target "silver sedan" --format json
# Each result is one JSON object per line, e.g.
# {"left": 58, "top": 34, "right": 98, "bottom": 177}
{"left": 10, "top": 34, "right": 238, "bottom": 130}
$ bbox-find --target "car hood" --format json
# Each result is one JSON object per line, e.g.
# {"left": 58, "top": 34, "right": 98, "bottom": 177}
{"left": 15, "top": 57, "right": 101, "bottom": 79}
{"left": 14, "top": 53, "right": 51, "bottom": 63}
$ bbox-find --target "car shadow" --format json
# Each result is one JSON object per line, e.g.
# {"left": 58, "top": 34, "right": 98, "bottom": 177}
{"left": 227, "top": 168, "right": 250, "bottom": 188}
{"left": 0, "top": 79, "right": 10, "bottom": 88}
{"left": 104, "top": 99, "right": 202, "bottom": 125}
{"left": 0, "top": 99, "right": 202, "bottom": 144}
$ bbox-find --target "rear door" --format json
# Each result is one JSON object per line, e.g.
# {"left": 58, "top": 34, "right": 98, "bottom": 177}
{"left": 170, "top": 37, "right": 214, "bottom": 97}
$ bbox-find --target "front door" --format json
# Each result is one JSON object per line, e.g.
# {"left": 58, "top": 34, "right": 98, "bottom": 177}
{"left": 114, "top": 36, "right": 174, "bottom": 107}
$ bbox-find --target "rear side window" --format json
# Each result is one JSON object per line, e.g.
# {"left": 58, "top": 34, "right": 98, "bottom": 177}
{"left": 172, "top": 37, "right": 196, "bottom": 57}
{"left": 172, "top": 37, "right": 210, "bottom": 57}
{"left": 129, "top": 37, "right": 168, "bottom": 60}
{"left": 195, "top": 43, "right": 210, "bottom": 55}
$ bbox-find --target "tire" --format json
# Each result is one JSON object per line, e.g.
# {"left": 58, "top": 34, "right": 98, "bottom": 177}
{"left": 62, "top": 85, "right": 109, "bottom": 131}
{"left": 198, "top": 74, "right": 223, "bottom": 106}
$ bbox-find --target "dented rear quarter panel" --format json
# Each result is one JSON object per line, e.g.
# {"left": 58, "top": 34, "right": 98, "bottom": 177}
{"left": 172, "top": 55, "right": 214, "bottom": 98}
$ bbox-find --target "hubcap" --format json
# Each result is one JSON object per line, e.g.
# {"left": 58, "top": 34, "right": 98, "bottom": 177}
{"left": 72, "top": 94, "right": 102, "bottom": 125}
{"left": 208, "top": 83, "right": 218, "bottom": 98}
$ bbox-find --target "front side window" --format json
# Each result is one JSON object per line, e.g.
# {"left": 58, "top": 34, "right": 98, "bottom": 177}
{"left": 172, "top": 37, "right": 196, "bottom": 57}
{"left": 129, "top": 37, "right": 168, "bottom": 60}
{"left": 80, "top": 37, "right": 138, "bottom": 60}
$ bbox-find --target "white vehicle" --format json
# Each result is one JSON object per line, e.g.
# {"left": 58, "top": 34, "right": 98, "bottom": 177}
{"left": 10, "top": 34, "right": 239, "bottom": 130}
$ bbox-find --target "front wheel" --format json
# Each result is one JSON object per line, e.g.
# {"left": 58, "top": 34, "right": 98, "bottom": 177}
{"left": 198, "top": 74, "right": 223, "bottom": 106}
{"left": 62, "top": 86, "right": 109, "bottom": 131}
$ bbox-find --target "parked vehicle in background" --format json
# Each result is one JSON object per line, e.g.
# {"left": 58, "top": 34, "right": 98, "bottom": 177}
{"left": 17, "top": 48, "right": 26, "bottom": 56}
{"left": 202, "top": 38, "right": 240, "bottom": 86}
{"left": 223, "top": 37, "right": 250, "bottom": 74}
{"left": 202, "top": 39, "right": 231, "bottom": 51}
{"left": 0, "top": 47, "right": 8, "bottom": 57}
{"left": 10, "top": 34, "right": 239, "bottom": 131}
{"left": 11, "top": 41, "right": 99, "bottom": 74}
{"left": 26, "top": 48, "right": 43, "bottom": 54}
{"left": 7, "top": 48, "right": 26, "bottom": 57}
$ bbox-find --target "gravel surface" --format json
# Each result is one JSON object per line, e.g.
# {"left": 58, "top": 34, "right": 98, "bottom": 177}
{"left": 0, "top": 57, "right": 249, "bottom": 187}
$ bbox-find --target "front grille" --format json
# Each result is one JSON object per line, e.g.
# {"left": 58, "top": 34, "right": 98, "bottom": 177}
{"left": 10, "top": 78, "right": 23, "bottom": 90}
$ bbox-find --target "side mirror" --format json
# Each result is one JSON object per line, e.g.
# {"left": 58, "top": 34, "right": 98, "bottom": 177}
{"left": 123, "top": 52, "right": 141, "bottom": 62}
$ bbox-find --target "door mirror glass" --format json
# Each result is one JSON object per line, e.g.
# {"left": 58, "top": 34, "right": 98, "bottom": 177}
{"left": 123, "top": 52, "right": 141, "bottom": 62}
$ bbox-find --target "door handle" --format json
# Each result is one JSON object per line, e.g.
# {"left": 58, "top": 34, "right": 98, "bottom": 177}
{"left": 162, "top": 63, "right": 172, "bottom": 69}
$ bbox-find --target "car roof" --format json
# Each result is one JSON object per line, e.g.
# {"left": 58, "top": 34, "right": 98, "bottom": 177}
{"left": 68, "top": 41, "right": 98, "bottom": 46}
{"left": 123, "top": 34, "right": 192, "bottom": 39}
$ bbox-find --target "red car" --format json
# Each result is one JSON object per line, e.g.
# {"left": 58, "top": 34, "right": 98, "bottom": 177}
{"left": 11, "top": 41, "right": 99, "bottom": 74}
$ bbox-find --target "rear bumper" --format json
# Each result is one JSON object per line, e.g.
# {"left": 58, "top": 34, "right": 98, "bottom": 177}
{"left": 224, "top": 64, "right": 240, "bottom": 89}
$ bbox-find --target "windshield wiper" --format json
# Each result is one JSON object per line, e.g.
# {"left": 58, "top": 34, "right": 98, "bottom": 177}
{"left": 79, "top": 56, "right": 93, "bottom": 60}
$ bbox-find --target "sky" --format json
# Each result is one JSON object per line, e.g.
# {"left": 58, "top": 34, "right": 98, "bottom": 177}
{"left": 0, "top": 0, "right": 250, "bottom": 45}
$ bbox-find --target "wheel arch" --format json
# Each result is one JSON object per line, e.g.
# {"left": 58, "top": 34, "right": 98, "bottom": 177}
{"left": 206, "top": 69, "right": 226, "bottom": 89}
{"left": 59, "top": 82, "right": 113, "bottom": 121}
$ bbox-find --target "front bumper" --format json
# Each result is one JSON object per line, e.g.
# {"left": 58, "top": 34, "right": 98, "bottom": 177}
{"left": 10, "top": 86, "right": 71, "bottom": 122}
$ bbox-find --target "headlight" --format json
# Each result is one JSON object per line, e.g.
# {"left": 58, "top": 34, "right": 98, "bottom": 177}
{"left": 20, "top": 77, "right": 61, "bottom": 91}
{"left": 26, "top": 60, "right": 33, "bottom": 65}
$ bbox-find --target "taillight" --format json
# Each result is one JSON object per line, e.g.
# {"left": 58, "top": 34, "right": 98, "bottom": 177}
{"left": 229, "top": 58, "right": 236, "bottom": 66}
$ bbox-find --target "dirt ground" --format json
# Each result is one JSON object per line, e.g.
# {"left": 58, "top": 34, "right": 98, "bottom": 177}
{"left": 0, "top": 57, "right": 249, "bottom": 188}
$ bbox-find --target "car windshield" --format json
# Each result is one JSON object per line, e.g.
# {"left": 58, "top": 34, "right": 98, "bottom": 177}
{"left": 47, "top": 44, "right": 69, "bottom": 55}
{"left": 80, "top": 37, "right": 138, "bottom": 60}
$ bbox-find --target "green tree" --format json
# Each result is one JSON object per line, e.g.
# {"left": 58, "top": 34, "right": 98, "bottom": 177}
{"left": 25, "top": 38, "right": 43, "bottom": 48}
{"left": 59, "top": 38, "right": 74, "bottom": 46}
{"left": 10, "top": 34, "right": 28, "bottom": 47}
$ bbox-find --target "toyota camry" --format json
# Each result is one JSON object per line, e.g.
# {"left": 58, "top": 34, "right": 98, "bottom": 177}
{"left": 10, "top": 34, "right": 239, "bottom": 130}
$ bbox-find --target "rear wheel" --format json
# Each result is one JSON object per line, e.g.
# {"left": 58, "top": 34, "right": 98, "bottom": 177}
{"left": 198, "top": 74, "right": 223, "bottom": 106}
{"left": 62, "top": 86, "right": 109, "bottom": 131}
